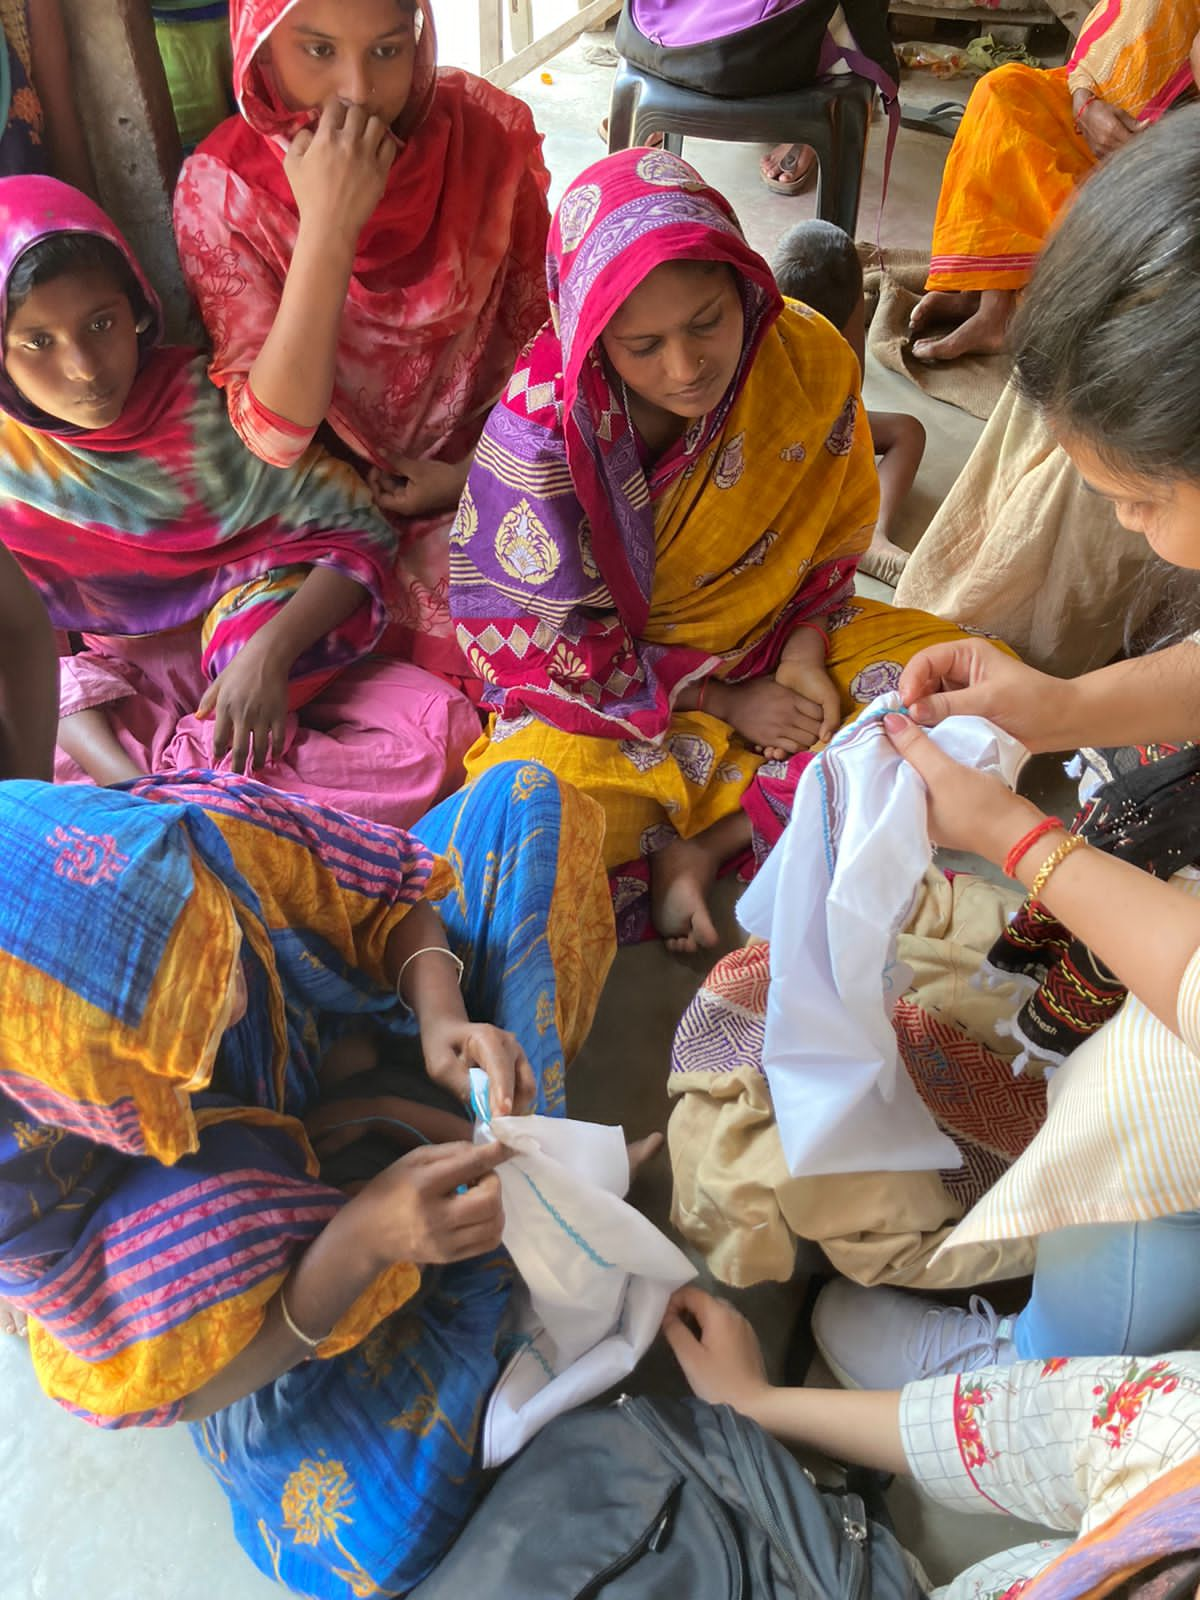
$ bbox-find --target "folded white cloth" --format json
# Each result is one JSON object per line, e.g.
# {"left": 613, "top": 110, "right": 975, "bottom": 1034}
{"left": 739, "top": 693, "right": 1026, "bottom": 1178}
{"left": 471, "top": 1071, "right": 695, "bottom": 1467}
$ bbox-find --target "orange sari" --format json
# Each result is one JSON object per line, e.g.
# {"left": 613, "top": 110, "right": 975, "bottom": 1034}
{"left": 926, "top": 0, "right": 1198, "bottom": 293}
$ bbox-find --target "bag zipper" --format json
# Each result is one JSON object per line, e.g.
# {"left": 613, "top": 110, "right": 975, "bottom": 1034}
{"left": 619, "top": 1397, "right": 747, "bottom": 1599}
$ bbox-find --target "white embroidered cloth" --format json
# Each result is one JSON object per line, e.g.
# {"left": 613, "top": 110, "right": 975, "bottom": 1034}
{"left": 471, "top": 1071, "right": 695, "bottom": 1467}
{"left": 739, "top": 693, "right": 1026, "bottom": 1177}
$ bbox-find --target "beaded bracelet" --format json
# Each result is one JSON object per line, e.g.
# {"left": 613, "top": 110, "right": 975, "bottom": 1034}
{"left": 1028, "top": 833, "right": 1087, "bottom": 902}
{"left": 1002, "top": 816, "right": 1065, "bottom": 880}
{"left": 279, "top": 1287, "right": 323, "bottom": 1350}
{"left": 395, "top": 945, "right": 465, "bottom": 1017}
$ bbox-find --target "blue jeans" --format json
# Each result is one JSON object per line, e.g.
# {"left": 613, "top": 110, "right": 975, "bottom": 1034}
{"left": 1013, "top": 1209, "right": 1200, "bottom": 1360}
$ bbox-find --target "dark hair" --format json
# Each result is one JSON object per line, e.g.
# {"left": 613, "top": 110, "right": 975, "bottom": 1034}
{"left": 770, "top": 220, "right": 863, "bottom": 330}
{"left": 6, "top": 232, "right": 148, "bottom": 323}
{"left": 1012, "top": 104, "right": 1200, "bottom": 486}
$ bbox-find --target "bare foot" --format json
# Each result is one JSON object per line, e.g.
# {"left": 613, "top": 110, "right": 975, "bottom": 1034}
{"left": 908, "top": 289, "right": 978, "bottom": 339}
{"left": 857, "top": 534, "right": 910, "bottom": 588}
{"left": 0, "top": 1297, "right": 27, "bottom": 1338}
{"left": 627, "top": 1131, "right": 665, "bottom": 1178}
{"left": 910, "top": 289, "right": 1014, "bottom": 362}
{"left": 650, "top": 834, "right": 722, "bottom": 954}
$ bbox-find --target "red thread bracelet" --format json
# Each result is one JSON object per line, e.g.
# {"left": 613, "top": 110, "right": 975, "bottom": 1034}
{"left": 1003, "top": 816, "right": 1065, "bottom": 880}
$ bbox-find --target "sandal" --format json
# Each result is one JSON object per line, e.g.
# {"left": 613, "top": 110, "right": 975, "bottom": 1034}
{"left": 760, "top": 143, "right": 817, "bottom": 196}
{"left": 899, "top": 100, "right": 965, "bottom": 139}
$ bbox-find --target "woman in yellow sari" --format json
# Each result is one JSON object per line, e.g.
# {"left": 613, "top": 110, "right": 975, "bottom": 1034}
{"left": 909, "top": 0, "right": 1199, "bottom": 362}
{"left": 451, "top": 150, "right": 972, "bottom": 950}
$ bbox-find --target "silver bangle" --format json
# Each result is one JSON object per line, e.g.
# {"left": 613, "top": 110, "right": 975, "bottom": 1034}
{"left": 279, "top": 1286, "right": 323, "bottom": 1350}
{"left": 395, "top": 945, "right": 465, "bottom": 1016}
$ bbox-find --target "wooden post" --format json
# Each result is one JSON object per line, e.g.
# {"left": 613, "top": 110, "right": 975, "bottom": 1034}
{"left": 57, "top": 0, "right": 191, "bottom": 336}
{"left": 478, "top": 0, "right": 504, "bottom": 74}
{"left": 509, "top": 0, "right": 533, "bottom": 54}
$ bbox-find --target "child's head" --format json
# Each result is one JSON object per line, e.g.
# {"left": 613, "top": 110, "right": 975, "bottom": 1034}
{"left": 257, "top": 0, "right": 422, "bottom": 129}
{"left": 1013, "top": 105, "right": 1200, "bottom": 571}
{"left": 4, "top": 233, "right": 150, "bottom": 430}
{"left": 770, "top": 221, "right": 865, "bottom": 363}
{"left": 599, "top": 258, "right": 744, "bottom": 422}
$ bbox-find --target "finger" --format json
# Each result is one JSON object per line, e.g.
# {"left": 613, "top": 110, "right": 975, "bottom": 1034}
{"left": 441, "top": 1218, "right": 506, "bottom": 1262}
{"left": 661, "top": 1313, "right": 703, "bottom": 1364}
{"left": 897, "top": 641, "right": 974, "bottom": 710}
{"left": 467, "top": 1030, "right": 521, "bottom": 1117}
{"left": 413, "top": 1138, "right": 512, "bottom": 1188}
{"left": 318, "top": 96, "right": 346, "bottom": 134}
{"left": 271, "top": 707, "right": 288, "bottom": 766}
{"left": 785, "top": 711, "right": 823, "bottom": 747}
{"left": 782, "top": 691, "right": 825, "bottom": 722}
{"left": 668, "top": 1284, "right": 716, "bottom": 1320}
{"left": 818, "top": 687, "right": 841, "bottom": 745}
{"left": 196, "top": 681, "right": 218, "bottom": 720}
{"left": 250, "top": 716, "right": 272, "bottom": 772}
{"left": 512, "top": 1050, "right": 537, "bottom": 1115}
{"left": 229, "top": 715, "right": 251, "bottom": 775}
{"left": 444, "top": 1171, "right": 504, "bottom": 1228}
{"left": 883, "top": 710, "right": 955, "bottom": 785}
{"left": 289, "top": 128, "right": 315, "bottom": 160}
{"left": 340, "top": 100, "right": 367, "bottom": 137}
{"left": 211, "top": 700, "right": 233, "bottom": 763}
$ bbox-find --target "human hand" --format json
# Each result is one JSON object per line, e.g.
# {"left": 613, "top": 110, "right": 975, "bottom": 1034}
{"left": 284, "top": 99, "right": 396, "bottom": 243}
{"left": 348, "top": 1141, "right": 510, "bottom": 1269}
{"left": 662, "top": 1287, "right": 772, "bottom": 1420}
{"left": 421, "top": 1017, "right": 536, "bottom": 1119}
{"left": 883, "top": 710, "right": 1042, "bottom": 863}
{"left": 197, "top": 640, "right": 290, "bottom": 773}
{"left": 368, "top": 459, "right": 470, "bottom": 519}
{"left": 1075, "top": 94, "right": 1141, "bottom": 161}
{"left": 898, "top": 639, "right": 1069, "bottom": 751}
{"left": 773, "top": 656, "right": 840, "bottom": 755}
{"left": 712, "top": 676, "right": 827, "bottom": 757}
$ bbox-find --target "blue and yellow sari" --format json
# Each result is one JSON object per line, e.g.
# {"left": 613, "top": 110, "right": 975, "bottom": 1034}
{"left": 0, "top": 762, "right": 613, "bottom": 1596}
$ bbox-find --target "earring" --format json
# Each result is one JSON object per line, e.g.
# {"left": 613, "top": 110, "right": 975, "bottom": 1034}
{"left": 135, "top": 315, "right": 152, "bottom": 334}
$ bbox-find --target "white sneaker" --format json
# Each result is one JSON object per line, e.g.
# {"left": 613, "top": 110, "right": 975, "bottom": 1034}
{"left": 812, "top": 1279, "right": 1018, "bottom": 1390}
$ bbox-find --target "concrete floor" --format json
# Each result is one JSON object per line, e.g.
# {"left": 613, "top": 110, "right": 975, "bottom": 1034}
{"left": 1, "top": 41, "right": 1059, "bottom": 1600}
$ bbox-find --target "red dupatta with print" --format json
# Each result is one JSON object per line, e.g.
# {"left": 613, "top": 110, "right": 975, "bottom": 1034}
{"left": 172, "top": 0, "right": 551, "bottom": 473}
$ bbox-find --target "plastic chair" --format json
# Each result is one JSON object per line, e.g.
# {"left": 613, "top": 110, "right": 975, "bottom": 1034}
{"left": 606, "top": 63, "right": 875, "bottom": 238}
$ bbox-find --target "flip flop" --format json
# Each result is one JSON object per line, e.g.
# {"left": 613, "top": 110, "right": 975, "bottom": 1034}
{"left": 760, "top": 143, "right": 817, "bottom": 196}
{"left": 899, "top": 100, "right": 965, "bottom": 139}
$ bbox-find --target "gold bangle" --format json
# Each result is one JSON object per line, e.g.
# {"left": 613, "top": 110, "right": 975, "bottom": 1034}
{"left": 1028, "top": 832, "right": 1087, "bottom": 902}
{"left": 279, "top": 1287, "right": 324, "bottom": 1350}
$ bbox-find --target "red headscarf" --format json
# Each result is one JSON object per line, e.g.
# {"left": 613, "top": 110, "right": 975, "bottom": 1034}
{"left": 173, "top": 0, "right": 551, "bottom": 474}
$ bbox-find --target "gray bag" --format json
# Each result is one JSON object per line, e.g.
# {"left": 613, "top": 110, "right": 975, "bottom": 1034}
{"left": 412, "top": 1394, "right": 925, "bottom": 1600}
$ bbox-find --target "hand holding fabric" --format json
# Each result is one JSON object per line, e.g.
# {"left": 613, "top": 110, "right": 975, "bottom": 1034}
{"left": 197, "top": 639, "right": 290, "bottom": 772}
{"left": 883, "top": 710, "right": 1040, "bottom": 862}
{"left": 899, "top": 638, "right": 1065, "bottom": 745}
{"left": 347, "top": 1141, "right": 510, "bottom": 1267}
{"left": 285, "top": 99, "right": 396, "bottom": 244}
{"left": 422, "top": 1017, "right": 537, "bottom": 1119}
